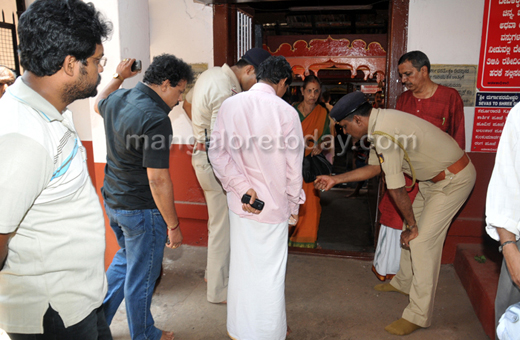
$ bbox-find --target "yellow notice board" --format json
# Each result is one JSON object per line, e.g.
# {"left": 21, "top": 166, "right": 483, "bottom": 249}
{"left": 430, "top": 65, "right": 477, "bottom": 107}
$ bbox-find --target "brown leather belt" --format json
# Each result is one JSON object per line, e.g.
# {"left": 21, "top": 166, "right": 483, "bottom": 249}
{"left": 430, "top": 152, "right": 470, "bottom": 183}
{"left": 194, "top": 142, "right": 206, "bottom": 152}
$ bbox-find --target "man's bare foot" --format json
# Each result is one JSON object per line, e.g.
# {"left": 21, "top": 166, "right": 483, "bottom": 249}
{"left": 160, "top": 330, "right": 174, "bottom": 340}
{"left": 287, "top": 325, "right": 292, "bottom": 337}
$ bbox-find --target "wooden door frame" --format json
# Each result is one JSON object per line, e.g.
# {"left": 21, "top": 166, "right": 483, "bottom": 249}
{"left": 213, "top": 4, "right": 237, "bottom": 67}
{"left": 385, "top": 0, "right": 409, "bottom": 109}
{"left": 213, "top": 0, "right": 409, "bottom": 101}
{"left": 212, "top": 0, "right": 410, "bottom": 258}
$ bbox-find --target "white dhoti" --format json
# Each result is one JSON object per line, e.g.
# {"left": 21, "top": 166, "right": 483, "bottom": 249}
{"left": 372, "top": 224, "right": 401, "bottom": 280}
{"left": 227, "top": 210, "right": 288, "bottom": 340}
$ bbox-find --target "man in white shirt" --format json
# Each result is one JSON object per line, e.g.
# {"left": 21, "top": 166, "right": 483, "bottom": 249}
{"left": 0, "top": 0, "right": 112, "bottom": 338}
{"left": 485, "top": 102, "right": 520, "bottom": 338}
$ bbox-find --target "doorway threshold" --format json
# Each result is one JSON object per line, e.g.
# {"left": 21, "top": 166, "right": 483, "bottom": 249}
{"left": 288, "top": 247, "right": 374, "bottom": 261}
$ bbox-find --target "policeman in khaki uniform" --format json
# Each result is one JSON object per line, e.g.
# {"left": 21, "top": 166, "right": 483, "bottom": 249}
{"left": 315, "top": 91, "right": 476, "bottom": 336}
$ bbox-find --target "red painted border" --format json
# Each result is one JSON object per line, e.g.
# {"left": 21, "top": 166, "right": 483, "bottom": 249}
{"left": 84, "top": 143, "right": 210, "bottom": 270}
{"left": 83, "top": 141, "right": 493, "bottom": 266}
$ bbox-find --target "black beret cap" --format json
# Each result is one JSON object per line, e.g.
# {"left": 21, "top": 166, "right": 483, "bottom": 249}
{"left": 241, "top": 48, "right": 272, "bottom": 68}
{"left": 329, "top": 91, "right": 368, "bottom": 122}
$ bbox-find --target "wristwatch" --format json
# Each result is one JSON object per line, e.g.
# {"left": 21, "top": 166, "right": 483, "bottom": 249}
{"left": 112, "top": 73, "right": 124, "bottom": 82}
{"left": 499, "top": 240, "right": 515, "bottom": 253}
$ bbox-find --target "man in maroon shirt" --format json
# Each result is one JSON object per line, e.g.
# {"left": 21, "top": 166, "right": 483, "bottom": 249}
{"left": 395, "top": 52, "right": 465, "bottom": 145}
{"left": 373, "top": 51, "right": 465, "bottom": 287}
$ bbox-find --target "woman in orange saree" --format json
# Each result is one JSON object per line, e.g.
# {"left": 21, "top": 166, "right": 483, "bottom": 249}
{"left": 289, "top": 75, "right": 331, "bottom": 248}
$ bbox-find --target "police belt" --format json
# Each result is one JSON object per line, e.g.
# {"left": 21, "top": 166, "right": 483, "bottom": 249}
{"left": 430, "top": 152, "right": 470, "bottom": 183}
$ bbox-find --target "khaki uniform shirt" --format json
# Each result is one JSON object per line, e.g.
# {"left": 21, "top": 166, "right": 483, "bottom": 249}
{"left": 191, "top": 64, "right": 241, "bottom": 143}
{"left": 367, "top": 109, "right": 464, "bottom": 190}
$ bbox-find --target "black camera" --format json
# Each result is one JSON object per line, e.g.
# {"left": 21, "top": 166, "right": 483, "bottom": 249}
{"left": 131, "top": 60, "right": 142, "bottom": 72}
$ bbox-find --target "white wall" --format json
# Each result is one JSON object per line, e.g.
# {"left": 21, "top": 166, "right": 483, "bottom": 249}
{"left": 408, "top": 0, "right": 486, "bottom": 150}
{"left": 149, "top": 0, "right": 213, "bottom": 145}
{"left": 1, "top": 0, "right": 17, "bottom": 24}
{"left": 21, "top": 0, "right": 107, "bottom": 146}
{"left": 25, "top": 0, "right": 485, "bottom": 158}
{"left": 70, "top": 0, "right": 212, "bottom": 163}
{"left": 149, "top": 0, "right": 213, "bottom": 65}
{"left": 84, "top": 0, "right": 152, "bottom": 162}
{"left": 82, "top": 0, "right": 213, "bottom": 161}
{"left": 77, "top": 0, "right": 123, "bottom": 150}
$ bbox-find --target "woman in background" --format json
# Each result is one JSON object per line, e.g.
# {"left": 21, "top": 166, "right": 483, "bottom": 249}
{"left": 289, "top": 75, "right": 331, "bottom": 248}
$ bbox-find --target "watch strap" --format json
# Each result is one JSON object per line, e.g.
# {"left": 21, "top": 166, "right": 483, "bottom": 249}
{"left": 113, "top": 73, "right": 124, "bottom": 82}
{"left": 499, "top": 240, "right": 516, "bottom": 253}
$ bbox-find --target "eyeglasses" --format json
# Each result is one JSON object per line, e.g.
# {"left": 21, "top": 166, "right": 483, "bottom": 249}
{"left": 99, "top": 57, "right": 107, "bottom": 67}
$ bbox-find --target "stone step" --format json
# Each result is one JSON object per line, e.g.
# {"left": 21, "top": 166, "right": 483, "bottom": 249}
{"left": 454, "top": 242, "right": 501, "bottom": 340}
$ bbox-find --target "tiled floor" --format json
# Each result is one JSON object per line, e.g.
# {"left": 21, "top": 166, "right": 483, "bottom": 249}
{"left": 110, "top": 245, "right": 489, "bottom": 340}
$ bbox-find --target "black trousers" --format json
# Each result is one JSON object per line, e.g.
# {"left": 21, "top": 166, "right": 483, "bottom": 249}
{"left": 8, "top": 305, "right": 112, "bottom": 340}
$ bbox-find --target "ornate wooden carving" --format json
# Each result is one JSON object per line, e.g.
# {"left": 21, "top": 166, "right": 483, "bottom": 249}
{"left": 264, "top": 36, "right": 386, "bottom": 80}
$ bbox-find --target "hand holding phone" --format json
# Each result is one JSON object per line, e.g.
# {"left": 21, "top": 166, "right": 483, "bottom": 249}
{"left": 131, "top": 60, "right": 142, "bottom": 72}
{"left": 241, "top": 194, "right": 264, "bottom": 211}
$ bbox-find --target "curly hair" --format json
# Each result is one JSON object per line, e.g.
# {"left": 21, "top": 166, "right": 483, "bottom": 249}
{"left": 18, "top": 0, "right": 112, "bottom": 77}
{"left": 143, "top": 54, "right": 194, "bottom": 87}
{"left": 256, "top": 56, "right": 292, "bottom": 86}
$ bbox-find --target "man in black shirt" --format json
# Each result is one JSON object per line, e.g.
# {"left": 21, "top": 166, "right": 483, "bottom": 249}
{"left": 95, "top": 54, "right": 193, "bottom": 340}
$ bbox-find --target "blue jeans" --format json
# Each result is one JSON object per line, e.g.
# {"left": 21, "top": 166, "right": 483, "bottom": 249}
{"left": 8, "top": 305, "right": 112, "bottom": 340}
{"left": 102, "top": 203, "right": 167, "bottom": 340}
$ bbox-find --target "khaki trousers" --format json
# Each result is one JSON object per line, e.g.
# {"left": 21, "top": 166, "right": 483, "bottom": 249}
{"left": 390, "top": 162, "right": 476, "bottom": 327}
{"left": 192, "top": 150, "right": 230, "bottom": 303}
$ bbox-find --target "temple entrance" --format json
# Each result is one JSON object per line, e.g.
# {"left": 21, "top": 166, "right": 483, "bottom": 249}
{"left": 205, "top": 0, "right": 410, "bottom": 256}
{"left": 316, "top": 71, "right": 380, "bottom": 253}
{"left": 282, "top": 66, "right": 383, "bottom": 253}
{"left": 266, "top": 37, "right": 386, "bottom": 254}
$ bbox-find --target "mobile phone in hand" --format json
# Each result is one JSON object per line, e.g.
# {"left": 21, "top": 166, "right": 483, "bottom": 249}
{"left": 131, "top": 60, "right": 142, "bottom": 72}
{"left": 241, "top": 194, "right": 265, "bottom": 211}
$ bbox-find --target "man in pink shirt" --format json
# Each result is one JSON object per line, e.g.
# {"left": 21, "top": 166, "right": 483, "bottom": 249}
{"left": 209, "top": 56, "right": 305, "bottom": 340}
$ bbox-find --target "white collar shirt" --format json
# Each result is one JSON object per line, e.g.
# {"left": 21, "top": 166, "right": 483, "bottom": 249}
{"left": 0, "top": 78, "right": 107, "bottom": 333}
{"left": 486, "top": 102, "right": 520, "bottom": 241}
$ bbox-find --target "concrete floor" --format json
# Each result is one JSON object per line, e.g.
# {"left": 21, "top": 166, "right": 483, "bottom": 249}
{"left": 110, "top": 245, "right": 489, "bottom": 340}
